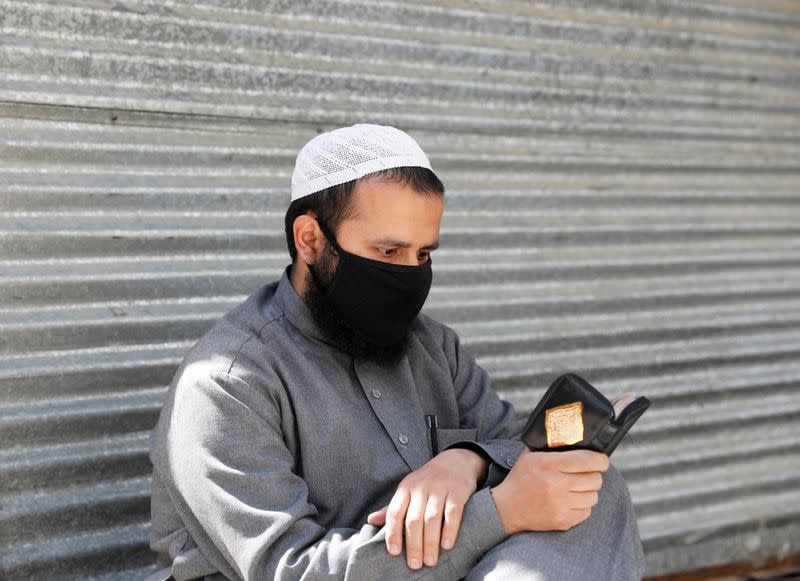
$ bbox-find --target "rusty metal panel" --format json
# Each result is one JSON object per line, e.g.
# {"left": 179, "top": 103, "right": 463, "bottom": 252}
{"left": 1, "top": 0, "right": 799, "bottom": 578}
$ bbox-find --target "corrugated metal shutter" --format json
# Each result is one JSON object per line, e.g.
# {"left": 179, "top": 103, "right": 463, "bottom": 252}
{"left": 2, "top": 1, "right": 799, "bottom": 578}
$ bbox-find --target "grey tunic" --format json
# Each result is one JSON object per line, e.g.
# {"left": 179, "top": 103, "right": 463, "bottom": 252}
{"left": 149, "top": 267, "right": 529, "bottom": 580}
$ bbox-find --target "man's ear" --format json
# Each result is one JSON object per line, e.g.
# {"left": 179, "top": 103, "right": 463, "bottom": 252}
{"left": 293, "top": 213, "right": 324, "bottom": 265}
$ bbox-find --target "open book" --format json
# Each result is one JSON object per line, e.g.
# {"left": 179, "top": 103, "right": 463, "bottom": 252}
{"left": 521, "top": 373, "right": 650, "bottom": 456}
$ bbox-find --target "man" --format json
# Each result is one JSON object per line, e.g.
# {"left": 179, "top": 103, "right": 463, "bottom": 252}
{"left": 148, "top": 123, "right": 646, "bottom": 580}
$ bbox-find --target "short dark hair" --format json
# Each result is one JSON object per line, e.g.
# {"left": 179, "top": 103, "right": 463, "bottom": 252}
{"left": 284, "top": 166, "right": 445, "bottom": 262}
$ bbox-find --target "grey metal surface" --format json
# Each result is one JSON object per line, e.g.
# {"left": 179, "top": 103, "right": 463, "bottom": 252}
{"left": 1, "top": 0, "right": 799, "bottom": 578}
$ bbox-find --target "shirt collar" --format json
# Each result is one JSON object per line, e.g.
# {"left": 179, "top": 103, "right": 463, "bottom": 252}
{"left": 272, "top": 265, "right": 331, "bottom": 345}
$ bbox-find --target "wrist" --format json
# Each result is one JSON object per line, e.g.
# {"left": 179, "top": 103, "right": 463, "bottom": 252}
{"left": 466, "top": 449, "right": 489, "bottom": 487}
{"left": 444, "top": 447, "right": 489, "bottom": 487}
{"left": 489, "top": 484, "right": 520, "bottom": 536}
{"left": 472, "top": 453, "right": 489, "bottom": 486}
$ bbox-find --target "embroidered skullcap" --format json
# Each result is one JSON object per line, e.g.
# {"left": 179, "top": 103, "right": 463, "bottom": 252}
{"left": 291, "top": 123, "right": 433, "bottom": 202}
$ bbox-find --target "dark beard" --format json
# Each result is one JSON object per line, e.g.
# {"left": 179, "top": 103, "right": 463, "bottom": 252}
{"left": 302, "top": 244, "right": 410, "bottom": 366}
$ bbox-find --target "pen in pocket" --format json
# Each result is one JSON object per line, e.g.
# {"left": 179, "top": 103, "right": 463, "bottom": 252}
{"left": 426, "top": 414, "right": 439, "bottom": 456}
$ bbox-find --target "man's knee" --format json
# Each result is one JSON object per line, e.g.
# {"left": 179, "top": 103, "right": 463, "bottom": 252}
{"left": 603, "top": 460, "right": 625, "bottom": 490}
{"left": 599, "top": 461, "right": 636, "bottom": 516}
{"left": 463, "top": 462, "right": 645, "bottom": 580}
{"left": 598, "top": 462, "right": 647, "bottom": 578}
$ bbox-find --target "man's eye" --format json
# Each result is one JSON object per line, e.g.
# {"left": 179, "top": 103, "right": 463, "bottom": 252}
{"left": 418, "top": 251, "right": 431, "bottom": 262}
{"left": 378, "top": 248, "right": 396, "bottom": 257}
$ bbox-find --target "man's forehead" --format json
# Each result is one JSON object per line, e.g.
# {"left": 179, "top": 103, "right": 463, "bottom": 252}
{"left": 339, "top": 179, "right": 444, "bottom": 244}
{"left": 355, "top": 181, "right": 441, "bottom": 211}
{"left": 352, "top": 175, "right": 439, "bottom": 207}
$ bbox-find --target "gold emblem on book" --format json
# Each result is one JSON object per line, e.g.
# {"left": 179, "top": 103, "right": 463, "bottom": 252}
{"left": 545, "top": 401, "right": 584, "bottom": 447}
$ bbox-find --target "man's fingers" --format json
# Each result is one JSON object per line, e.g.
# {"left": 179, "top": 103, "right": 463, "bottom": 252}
{"left": 566, "top": 471, "right": 604, "bottom": 492}
{"left": 570, "top": 506, "right": 593, "bottom": 526}
{"left": 569, "top": 490, "right": 599, "bottom": 509}
{"left": 404, "top": 492, "right": 428, "bottom": 570}
{"left": 422, "top": 494, "right": 445, "bottom": 567}
{"left": 441, "top": 495, "right": 465, "bottom": 551}
{"left": 367, "top": 505, "right": 389, "bottom": 526}
{"left": 551, "top": 450, "right": 610, "bottom": 474}
{"left": 384, "top": 490, "right": 410, "bottom": 557}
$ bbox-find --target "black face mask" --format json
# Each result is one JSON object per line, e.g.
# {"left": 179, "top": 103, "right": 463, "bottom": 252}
{"left": 307, "top": 220, "right": 433, "bottom": 348}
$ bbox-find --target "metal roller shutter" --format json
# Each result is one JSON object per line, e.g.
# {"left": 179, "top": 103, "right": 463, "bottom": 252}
{"left": 1, "top": 1, "right": 798, "bottom": 578}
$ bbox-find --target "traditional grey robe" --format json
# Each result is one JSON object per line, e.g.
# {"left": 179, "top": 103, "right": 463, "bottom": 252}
{"left": 149, "top": 267, "right": 529, "bottom": 580}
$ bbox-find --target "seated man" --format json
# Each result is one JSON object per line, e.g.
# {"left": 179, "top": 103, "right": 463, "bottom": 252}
{"left": 148, "top": 123, "right": 646, "bottom": 580}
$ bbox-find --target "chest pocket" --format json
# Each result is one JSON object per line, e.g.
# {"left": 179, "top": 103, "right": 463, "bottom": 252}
{"left": 434, "top": 427, "right": 478, "bottom": 453}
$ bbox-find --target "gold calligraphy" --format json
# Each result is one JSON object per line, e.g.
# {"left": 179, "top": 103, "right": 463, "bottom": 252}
{"left": 545, "top": 401, "right": 584, "bottom": 447}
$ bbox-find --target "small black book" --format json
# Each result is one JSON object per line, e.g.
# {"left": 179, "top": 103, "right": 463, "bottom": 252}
{"left": 521, "top": 373, "right": 650, "bottom": 456}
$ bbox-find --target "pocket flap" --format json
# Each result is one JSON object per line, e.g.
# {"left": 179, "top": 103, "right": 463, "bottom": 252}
{"left": 435, "top": 427, "right": 478, "bottom": 451}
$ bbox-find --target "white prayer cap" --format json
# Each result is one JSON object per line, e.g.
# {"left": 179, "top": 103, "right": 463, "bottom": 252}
{"left": 291, "top": 123, "right": 433, "bottom": 202}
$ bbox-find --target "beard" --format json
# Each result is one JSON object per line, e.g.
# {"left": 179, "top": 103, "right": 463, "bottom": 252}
{"left": 302, "top": 243, "right": 411, "bottom": 366}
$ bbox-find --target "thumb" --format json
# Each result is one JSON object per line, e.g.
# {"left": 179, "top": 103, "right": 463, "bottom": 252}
{"left": 367, "top": 505, "right": 389, "bottom": 526}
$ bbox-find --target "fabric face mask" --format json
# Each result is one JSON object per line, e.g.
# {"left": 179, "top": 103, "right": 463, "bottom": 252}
{"left": 308, "top": 219, "right": 433, "bottom": 348}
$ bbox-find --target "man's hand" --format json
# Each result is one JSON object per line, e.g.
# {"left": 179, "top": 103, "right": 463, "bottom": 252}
{"left": 490, "top": 448, "right": 609, "bottom": 535}
{"left": 366, "top": 448, "right": 488, "bottom": 570}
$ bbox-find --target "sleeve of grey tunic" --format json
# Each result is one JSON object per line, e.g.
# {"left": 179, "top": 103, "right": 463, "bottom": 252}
{"left": 438, "top": 323, "right": 530, "bottom": 489}
{"left": 156, "top": 365, "right": 511, "bottom": 581}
